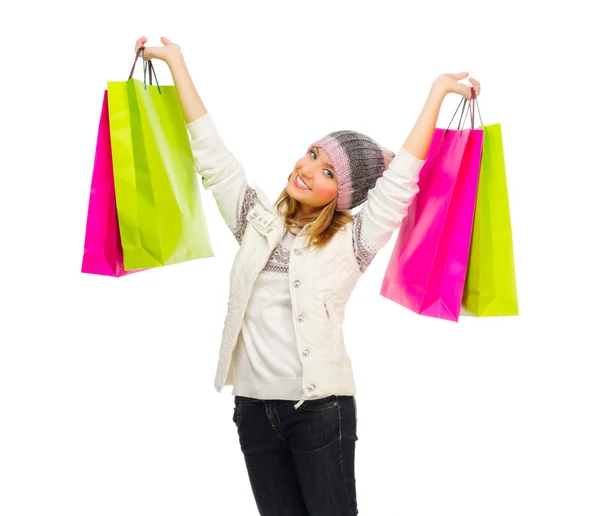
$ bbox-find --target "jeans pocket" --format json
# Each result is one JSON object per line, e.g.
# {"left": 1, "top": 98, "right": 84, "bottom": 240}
{"left": 298, "top": 395, "right": 338, "bottom": 412}
{"left": 232, "top": 404, "right": 243, "bottom": 428}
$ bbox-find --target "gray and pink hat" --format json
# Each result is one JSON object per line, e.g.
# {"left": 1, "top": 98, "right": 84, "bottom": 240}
{"left": 308, "top": 130, "right": 396, "bottom": 211}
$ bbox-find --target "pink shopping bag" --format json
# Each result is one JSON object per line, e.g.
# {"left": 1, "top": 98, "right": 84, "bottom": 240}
{"left": 81, "top": 91, "right": 144, "bottom": 277}
{"left": 380, "top": 98, "right": 483, "bottom": 322}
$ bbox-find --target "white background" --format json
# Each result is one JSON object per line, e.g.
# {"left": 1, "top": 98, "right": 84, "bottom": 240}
{"left": 1, "top": 1, "right": 599, "bottom": 515}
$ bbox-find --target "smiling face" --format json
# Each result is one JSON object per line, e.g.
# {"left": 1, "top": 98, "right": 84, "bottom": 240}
{"left": 286, "top": 146, "right": 338, "bottom": 217}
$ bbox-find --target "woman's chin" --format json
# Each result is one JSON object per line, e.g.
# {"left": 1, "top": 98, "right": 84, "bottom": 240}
{"left": 286, "top": 184, "right": 304, "bottom": 200}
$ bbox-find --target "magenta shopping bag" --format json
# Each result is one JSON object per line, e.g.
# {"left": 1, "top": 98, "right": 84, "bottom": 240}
{"left": 380, "top": 98, "right": 483, "bottom": 322}
{"left": 81, "top": 91, "right": 143, "bottom": 277}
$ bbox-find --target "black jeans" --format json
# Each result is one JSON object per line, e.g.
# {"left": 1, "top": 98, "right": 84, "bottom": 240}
{"left": 232, "top": 394, "right": 359, "bottom": 515}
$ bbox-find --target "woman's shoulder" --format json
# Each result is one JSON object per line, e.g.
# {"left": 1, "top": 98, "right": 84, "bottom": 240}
{"left": 249, "top": 182, "right": 279, "bottom": 215}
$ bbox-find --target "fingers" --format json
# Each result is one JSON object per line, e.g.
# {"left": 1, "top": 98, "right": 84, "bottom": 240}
{"left": 135, "top": 36, "right": 147, "bottom": 53}
{"left": 469, "top": 77, "right": 481, "bottom": 96}
{"left": 442, "top": 72, "right": 468, "bottom": 80}
{"left": 439, "top": 72, "right": 481, "bottom": 98}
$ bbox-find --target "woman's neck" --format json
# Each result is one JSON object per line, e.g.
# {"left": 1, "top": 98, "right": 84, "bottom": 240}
{"left": 296, "top": 203, "right": 317, "bottom": 220}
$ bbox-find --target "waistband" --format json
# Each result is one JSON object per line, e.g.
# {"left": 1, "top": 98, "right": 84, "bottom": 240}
{"left": 233, "top": 394, "right": 348, "bottom": 410}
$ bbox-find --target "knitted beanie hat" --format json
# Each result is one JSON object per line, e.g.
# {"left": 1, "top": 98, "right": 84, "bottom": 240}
{"left": 307, "top": 130, "right": 396, "bottom": 211}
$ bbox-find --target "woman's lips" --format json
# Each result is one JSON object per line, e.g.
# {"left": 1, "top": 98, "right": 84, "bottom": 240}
{"left": 294, "top": 174, "right": 311, "bottom": 190}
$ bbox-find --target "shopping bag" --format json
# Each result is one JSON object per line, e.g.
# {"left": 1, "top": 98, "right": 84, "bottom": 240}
{"left": 380, "top": 96, "right": 483, "bottom": 322}
{"left": 107, "top": 51, "right": 214, "bottom": 269}
{"left": 81, "top": 90, "right": 144, "bottom": 277}
{"left": 462, "top": 123, "right": 519, "bottom": 316}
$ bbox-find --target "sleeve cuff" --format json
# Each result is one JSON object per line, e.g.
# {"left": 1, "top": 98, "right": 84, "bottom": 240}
{"left": 186, "top": 111, "right": 216, "bottom": 140}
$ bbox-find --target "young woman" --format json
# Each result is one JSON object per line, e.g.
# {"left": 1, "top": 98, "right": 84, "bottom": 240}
{"left": 134, "top": 35, "right": 480, "bottom": 516}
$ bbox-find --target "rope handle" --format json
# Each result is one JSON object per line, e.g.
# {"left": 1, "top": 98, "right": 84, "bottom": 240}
{"left": 444, "top": 87, "right": 483, "bottom": 137}
{"left": 128, "top": 47, "right": 162, "bottom": 94}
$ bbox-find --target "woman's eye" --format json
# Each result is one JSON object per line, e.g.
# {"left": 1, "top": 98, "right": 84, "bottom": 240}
{"left": 310, "top": 150, "right": 334, "bottom": 179}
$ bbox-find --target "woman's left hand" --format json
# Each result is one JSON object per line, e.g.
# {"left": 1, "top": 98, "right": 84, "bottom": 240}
{"left": 434, "top": 72, "right": 481, "bottom": 99}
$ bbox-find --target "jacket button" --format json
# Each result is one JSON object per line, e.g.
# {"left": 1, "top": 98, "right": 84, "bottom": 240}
{"left": 302, "top": 348, "right": 310, "bottom": 357}
{"left": 297, "top": 314, "right": 305, "bottom": 322}
{"left": 294, "top": 248, "right": 303, "bottom": 255}
{"left": 293, "top": 280, "right": 300, "bottom": 288}
{"left": 307, "top": 384, "right": 315, "bottom": 392}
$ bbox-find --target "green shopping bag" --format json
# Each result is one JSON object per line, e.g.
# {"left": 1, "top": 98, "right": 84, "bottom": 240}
{"left": 462, "top": 122, "right": 519, "bottom": 316}
{"left": 106, "top": 50, "right": 214, "bottom": 269}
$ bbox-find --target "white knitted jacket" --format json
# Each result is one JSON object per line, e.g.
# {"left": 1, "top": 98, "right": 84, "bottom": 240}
{"left": 187, "top": 112, "right": 426, "bottom": 408}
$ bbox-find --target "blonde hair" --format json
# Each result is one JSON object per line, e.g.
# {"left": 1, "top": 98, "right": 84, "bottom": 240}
{"left": 275, "top": 176, "right": 354, "bottom": 250}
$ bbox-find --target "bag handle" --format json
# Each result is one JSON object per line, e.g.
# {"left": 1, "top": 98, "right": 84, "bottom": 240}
{"left": 458, "top": 88, "right": 483, "bottom": 130}
{"left": 444, "top": 87, "right": 483, "bottom": 137}
{"left": 144, "top": 60, "right": 161, "bottom": 92}
{"left": 128, "top": 47, "right": 162, "bottom": 94}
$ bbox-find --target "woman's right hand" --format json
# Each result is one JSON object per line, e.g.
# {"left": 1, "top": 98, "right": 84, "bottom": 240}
{"left": 134, "top": 36, "right": 182, "bottom": 66}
